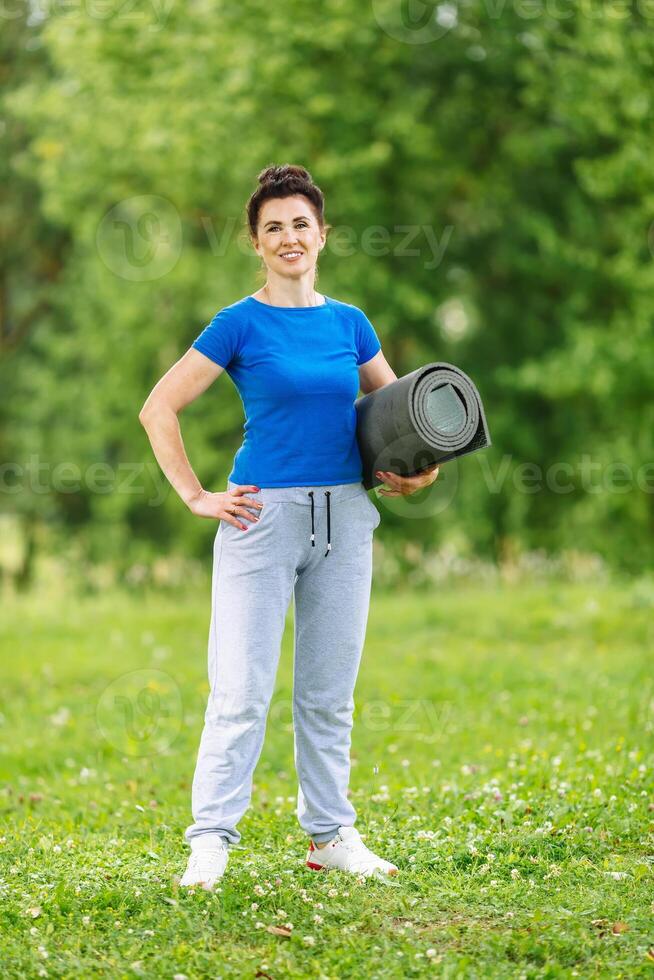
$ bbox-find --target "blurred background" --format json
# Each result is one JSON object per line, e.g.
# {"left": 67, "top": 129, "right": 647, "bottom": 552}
{"left": 2, "top": 0, "right": 653, "bottom": 596}
{"left": 3, "top": 8, "right": 654, "bottom": 974}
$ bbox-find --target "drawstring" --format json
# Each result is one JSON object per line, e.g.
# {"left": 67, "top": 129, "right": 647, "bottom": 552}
{"left": 307, "top": 491, "right": 331, "bottom": 557}
{"left": 308, "top": 491, "right": 315, "bottom": 547}
{"left": 324, "top": 491, "right": 331, "bottom": 556}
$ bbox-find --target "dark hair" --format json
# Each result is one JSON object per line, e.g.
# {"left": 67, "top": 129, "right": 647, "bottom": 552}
{"left": 246, "top": 164, "right": 328, "bottom": 240}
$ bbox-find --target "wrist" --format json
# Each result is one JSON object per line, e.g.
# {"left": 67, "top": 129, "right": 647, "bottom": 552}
{"left": 184, "top": 486, "right": 205, "bottom": 510}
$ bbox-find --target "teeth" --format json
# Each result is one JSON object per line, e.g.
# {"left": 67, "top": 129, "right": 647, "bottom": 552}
{"left": 281, "top": 252, "right": 302, "bottom": 258}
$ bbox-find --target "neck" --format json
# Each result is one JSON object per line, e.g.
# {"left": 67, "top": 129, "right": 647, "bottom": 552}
{"left": 261, "top": 276, "right": 323, "bottom": 307}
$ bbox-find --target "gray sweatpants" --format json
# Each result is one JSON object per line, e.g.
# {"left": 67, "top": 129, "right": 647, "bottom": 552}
{"left": 184, "top": 479, "right": 381, "bottom": 849}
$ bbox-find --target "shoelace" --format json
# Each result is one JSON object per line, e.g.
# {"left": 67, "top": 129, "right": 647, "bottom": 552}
{"left": 188, "top": 848, "right": 227, "bottom": 871}
{"left": 335, "top": 833, "right": 381, "bottom": 871}
{"left": 307, "top": 490, "right": 331, "bottom": 557}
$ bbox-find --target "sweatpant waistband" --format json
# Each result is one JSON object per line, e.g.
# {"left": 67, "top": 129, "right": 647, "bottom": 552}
{"left": 226, "top": 479, "right": 366, "bottom": 507}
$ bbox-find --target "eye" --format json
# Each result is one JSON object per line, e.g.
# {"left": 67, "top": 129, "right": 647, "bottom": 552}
{"left": 266, "top": 221, "right": 308, "bottom": 232}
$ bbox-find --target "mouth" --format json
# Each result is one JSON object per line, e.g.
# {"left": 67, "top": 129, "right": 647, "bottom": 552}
{"left": 279, "top": 251, "right": 304, "bottom": 262}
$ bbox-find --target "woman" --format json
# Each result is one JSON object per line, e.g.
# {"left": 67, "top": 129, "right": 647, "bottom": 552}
{"left": 139, "top": 165, "right": 440, "bottom": 889}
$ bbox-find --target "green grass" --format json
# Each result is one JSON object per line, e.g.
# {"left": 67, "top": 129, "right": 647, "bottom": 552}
{"left": 1, "top": 580, "right": 653, "bottom": 978}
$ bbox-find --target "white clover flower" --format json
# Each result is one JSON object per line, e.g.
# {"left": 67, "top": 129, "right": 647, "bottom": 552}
{"left": 303, "top": 936, "right": 315, "bottom": 946}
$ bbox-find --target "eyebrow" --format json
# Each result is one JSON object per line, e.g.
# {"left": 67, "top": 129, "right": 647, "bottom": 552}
{"left": 263, "top": 215, "right": 312, "bottom": 228}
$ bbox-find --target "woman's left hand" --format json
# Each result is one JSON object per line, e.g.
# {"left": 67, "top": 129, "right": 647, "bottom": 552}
{"left": 375, "top": 463, "right": 440, "bottom": 496}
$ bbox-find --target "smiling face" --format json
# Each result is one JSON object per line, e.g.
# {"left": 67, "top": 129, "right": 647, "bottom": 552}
{"left": 252, "top": 195, "right": 326, "bottom": 279}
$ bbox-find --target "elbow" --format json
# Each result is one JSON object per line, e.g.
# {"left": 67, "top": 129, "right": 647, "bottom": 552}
{"left": 139, "top": 401, "right": 177, "bottom": 427}
{"left": 139, "top": 403, "right": 156, "bottom": 427}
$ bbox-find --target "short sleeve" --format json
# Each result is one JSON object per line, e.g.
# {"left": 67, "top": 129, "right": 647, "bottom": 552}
{"left": 354, "top": 307, "right": 382, "bottom": 366}
{"left": 191, "top": 306, "right": 243, "bottom": 369}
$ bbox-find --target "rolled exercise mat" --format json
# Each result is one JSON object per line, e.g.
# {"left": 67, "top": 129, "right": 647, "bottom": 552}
{"left": 355, "top": 362, "right": 492, "bottom": 491}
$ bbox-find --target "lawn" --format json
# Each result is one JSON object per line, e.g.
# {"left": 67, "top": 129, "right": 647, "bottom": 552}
{"left": 1, "top": 579, "right": 653, "bottom": 978}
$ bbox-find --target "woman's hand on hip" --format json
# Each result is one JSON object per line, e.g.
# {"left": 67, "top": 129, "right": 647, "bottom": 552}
{"left": 186, "top": 486, "right": 264, "bottom": 529}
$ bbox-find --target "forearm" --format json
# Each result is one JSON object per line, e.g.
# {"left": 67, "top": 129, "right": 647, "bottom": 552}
{"left": 139, "top": 406, "right": 203, "bottom": 508}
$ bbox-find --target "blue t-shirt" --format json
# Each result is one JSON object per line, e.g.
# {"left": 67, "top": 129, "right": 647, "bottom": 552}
{"left": 191, "top": 295, "right": 382, "bottom": 487}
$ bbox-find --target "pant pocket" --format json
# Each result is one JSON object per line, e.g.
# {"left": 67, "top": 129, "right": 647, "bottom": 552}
{"left": 358, "top": 491, "right": 381, "bottom": 531}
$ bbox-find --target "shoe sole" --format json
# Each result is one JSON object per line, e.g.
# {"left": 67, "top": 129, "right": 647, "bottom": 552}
{"left": 305, "top": 860, "right": 399, "bottom": 876}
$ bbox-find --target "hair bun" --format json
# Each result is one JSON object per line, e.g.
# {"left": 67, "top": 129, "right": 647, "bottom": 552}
{"left": 257, "top": 164, "right": 313, "bottom": 186}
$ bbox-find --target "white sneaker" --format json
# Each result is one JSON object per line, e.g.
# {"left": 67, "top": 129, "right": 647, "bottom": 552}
{"left": 305, "top": 826, "right": 399, "bottom": 878}
{"left": 179, "top": 842, "right": 229, "bottom": 891}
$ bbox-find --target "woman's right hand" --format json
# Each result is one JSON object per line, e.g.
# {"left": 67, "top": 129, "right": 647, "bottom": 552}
{"left": 186, "top": 485, "right": 264, "bottom": 530}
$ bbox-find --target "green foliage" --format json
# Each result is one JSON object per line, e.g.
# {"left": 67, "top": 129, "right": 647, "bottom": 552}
{"left": 1, "top": 583, "right": 653, "bottom": 975}
{"left": 2, "top": 3, "right": 653, "bottom": 578}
